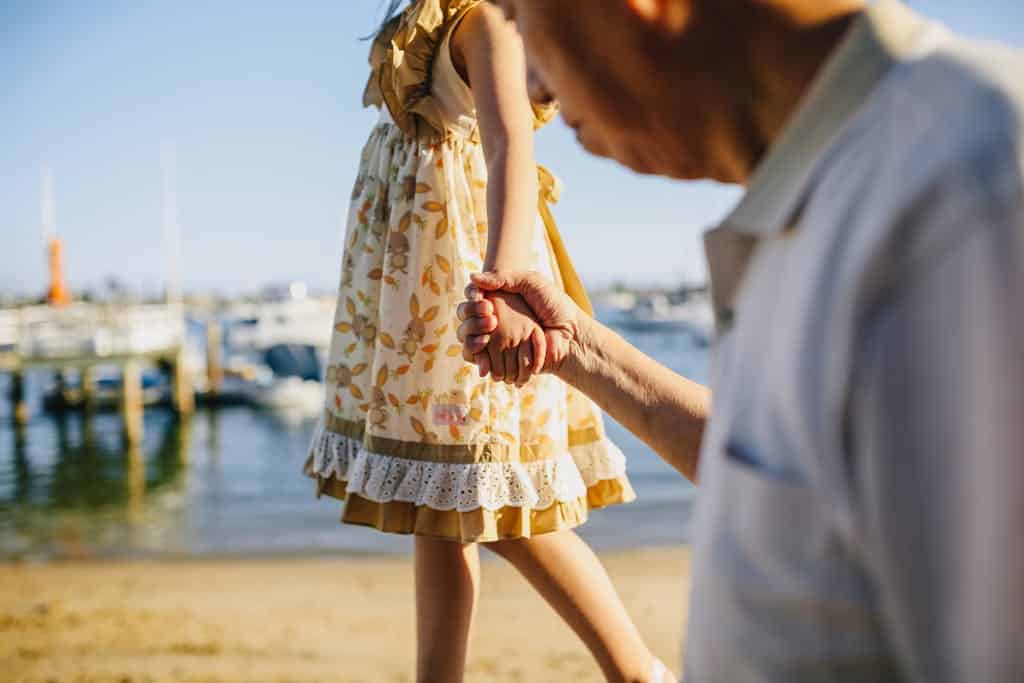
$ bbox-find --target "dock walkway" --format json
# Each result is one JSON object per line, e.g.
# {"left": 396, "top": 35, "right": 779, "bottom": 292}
{"left": 1, "top": 303, "right": 193, "bottom": 440}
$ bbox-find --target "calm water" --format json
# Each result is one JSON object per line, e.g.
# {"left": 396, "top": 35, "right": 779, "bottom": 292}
{"left": 0, "top": 321, "right": 708, "bottom": 561}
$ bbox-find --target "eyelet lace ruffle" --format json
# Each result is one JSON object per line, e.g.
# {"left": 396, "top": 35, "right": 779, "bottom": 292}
{"left": 305, "top": 423, "right": 629, "bottom": 512}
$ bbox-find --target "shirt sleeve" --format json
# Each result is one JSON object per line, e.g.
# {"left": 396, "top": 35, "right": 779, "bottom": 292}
{"left": 850, "top": 201, "right": 1024, "bottom": 682}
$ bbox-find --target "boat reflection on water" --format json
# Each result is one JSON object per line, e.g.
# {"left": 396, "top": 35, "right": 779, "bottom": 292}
{"left": 2, "top": 411, "right": 194, "bottom": 560}
{"left": 0, "top": 402, "right": 342, "bottom": 561}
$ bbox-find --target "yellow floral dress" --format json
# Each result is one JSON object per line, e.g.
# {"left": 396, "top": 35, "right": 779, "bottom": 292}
{"left": 304, "top": 0, "right": 635, "bottom": 542}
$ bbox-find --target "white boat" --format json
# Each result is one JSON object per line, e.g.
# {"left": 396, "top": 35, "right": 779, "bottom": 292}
{"left": 617, "top": 293, "right": 714, "bottom": 344}
{"left": 243, "top": 374, "right": 324, "bottom": 414}
{"left": 194, "top": 283, "right": 332, "bottom": 414}
{"left": 237, "top": 343, "right": 325, "bottom": 415}
{"left": 224, "top": 283, "right": 334, "bottom": 352}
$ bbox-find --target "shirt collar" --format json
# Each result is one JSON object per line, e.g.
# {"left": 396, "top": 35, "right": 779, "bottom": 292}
{"left": 726, "top": 0, "right": 934, "bottom": 236}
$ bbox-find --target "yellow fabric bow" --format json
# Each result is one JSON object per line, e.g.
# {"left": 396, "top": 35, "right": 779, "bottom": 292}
{"left": 537, "top": 165, "right": 594, "bottom": 317}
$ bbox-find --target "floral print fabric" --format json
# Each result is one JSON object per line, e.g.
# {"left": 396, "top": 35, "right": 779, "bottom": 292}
{"left": 305, "top": 1, "right": 634, "bottom": 542}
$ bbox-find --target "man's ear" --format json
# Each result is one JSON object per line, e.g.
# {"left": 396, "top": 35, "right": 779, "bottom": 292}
{"left": 625, "top": 0, "right": 690, "bottom": 33}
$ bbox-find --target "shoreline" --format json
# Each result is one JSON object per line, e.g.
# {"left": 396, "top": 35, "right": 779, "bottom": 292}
{"left": 3, "top": 546, "right": 691, "bottom": 683}
{"left": 3, "top": 539, "right": 687, "bottom": 565}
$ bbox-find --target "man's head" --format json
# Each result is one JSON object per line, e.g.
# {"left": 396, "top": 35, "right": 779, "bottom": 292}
{"left": 491, "top": 0, "right": 864, "bottom": 183}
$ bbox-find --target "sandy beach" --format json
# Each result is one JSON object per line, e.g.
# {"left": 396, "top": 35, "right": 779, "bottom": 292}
{"left": 3, "top": 547, "right": 690, "bottom": 683}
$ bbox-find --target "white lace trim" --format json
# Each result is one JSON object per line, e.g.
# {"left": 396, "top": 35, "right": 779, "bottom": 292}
{"left": 307, "top": 424, "right": 628, "bottom": 512}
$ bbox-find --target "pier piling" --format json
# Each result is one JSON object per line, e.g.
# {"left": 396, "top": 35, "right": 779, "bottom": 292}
{"left": 52, "top": 370, "right": 68, "bottom": 410}
{"left": 205, "top": 320, "right": 223, "bottom": 398}
{"left": 121, "top": 361, "right": 144, "bottom": 444}
{"left": 125, "top": 440, "right": 146, "bottom": 523}
{"left": 10, "top": 371, "right": 29, "bottom": 426}
{"left": 81, "top": 366, "right": 96, "bottom": 412}
{"left": 171, "top": 347, "right": 195, "bottom": 415}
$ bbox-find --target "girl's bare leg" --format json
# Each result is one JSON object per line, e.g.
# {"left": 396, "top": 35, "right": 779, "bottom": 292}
{"left": 415, "top": 536, "right": 480, "bottom": 683}
{"left": 486, "top": 530, "right": 675, "bottom": 683}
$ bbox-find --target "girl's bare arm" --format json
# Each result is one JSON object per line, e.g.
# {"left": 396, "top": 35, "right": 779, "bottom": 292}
{"left": 452, "top": 5, "right": 546, "bottom": 383}
{"left": 453, "top": 4, "right": 537, "bottom": 272}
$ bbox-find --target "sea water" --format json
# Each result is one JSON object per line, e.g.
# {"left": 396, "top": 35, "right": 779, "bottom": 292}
{"left": 0, "top": 318, "right": 707, "bottom": 560}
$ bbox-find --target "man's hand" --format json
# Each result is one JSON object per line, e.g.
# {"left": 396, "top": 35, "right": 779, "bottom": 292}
{"left": 480, "top": 291, "right": 547, "bottom": 385}
{"left": 457, "top": 270, "right": 585, "bottom": 378}
{"left": 459, "top": 269, "right": 709, "bottom": 482}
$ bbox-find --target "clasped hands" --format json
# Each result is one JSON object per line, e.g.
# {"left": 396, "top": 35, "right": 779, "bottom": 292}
{"left": 456, "top": 271, "right": 582, "bottom": 385}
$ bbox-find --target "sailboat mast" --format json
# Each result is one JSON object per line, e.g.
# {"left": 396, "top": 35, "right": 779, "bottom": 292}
{"left": 41, "top": 164, "right": 55, "bottom": 242}
{"left": 160, "top": 140, "right": 183, "bottom": 305}
{"left": 41, "top": 164, "right": 70, "bottom": 306}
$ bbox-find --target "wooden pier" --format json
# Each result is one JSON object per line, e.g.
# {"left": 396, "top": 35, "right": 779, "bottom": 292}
{"left": 0, "top": 303, "right": 193, "bottom": 443}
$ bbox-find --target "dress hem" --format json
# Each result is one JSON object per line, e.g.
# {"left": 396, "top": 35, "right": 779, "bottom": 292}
{"left": 308, "top": 474, "right": 635, "bottom": 543}
{"left": 303, "top": 426, "right": 637, "bottom": 543}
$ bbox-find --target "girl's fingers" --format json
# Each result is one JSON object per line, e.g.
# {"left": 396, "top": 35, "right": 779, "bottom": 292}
{"left": 475, "top": 353, "right": 491, "bottom": 378}
{"left": 489, "top": 346, "right": 506, "bottom": 381}
{"left": 462, "top": 334, "right": 490, "bottom": 359}
{"left": 457, "top": 315, "right": 498, "bottom": 342}
{"left": 503, "top": 348, "right": 520, "bottom": 386}
{"left": 457, "top": 299, "right": 493, "bottom": 322}
{"left": 530, "top": 327, "right": 547, "bottom": 374}
{"left": 516, "top": 344, "right": 533, "bottom": 386}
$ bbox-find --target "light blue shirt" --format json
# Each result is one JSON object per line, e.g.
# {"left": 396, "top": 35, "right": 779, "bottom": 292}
{"left": 685, "top": 1, "right": 1024, "bottom": 680}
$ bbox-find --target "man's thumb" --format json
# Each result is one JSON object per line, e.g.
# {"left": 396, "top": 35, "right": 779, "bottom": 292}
{"left": 471, "top": 271, "right": 526, "bottom": 292}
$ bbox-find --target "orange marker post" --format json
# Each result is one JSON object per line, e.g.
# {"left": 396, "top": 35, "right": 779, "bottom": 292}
{"left": 46, "top": 236, "right": 70, "bottom": 307}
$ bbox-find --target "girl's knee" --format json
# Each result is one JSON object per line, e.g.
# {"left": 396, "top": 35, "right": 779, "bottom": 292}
{"left": 482, "top": 538, "right": 523, "bottom": 560}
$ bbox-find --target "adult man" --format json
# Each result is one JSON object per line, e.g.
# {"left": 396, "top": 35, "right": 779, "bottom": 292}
{"left": 459, "top": 0, "right": 1024, "bottom": 680}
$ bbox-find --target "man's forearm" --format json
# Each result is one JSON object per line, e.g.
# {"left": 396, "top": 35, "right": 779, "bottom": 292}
{"left": 559, "top": 316, "right": 710, "bottom": 482}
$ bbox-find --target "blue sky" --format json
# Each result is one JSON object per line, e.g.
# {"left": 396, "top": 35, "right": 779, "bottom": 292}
{"left": 3, "top": 1, "right": 1023, "bottom": 297}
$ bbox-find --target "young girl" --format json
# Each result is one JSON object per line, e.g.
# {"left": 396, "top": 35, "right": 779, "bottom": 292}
{"left": 305, "top": 2, "right": 674, "bottom": 681}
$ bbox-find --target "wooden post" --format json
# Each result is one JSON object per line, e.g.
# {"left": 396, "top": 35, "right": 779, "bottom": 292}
{"left": 11, "top": 370, "right": 29, "bottom": 426}
{"left": 205, "top": 407, "right": 221, "bottom": 457}
{"left": 81, "top": 366, "right": 96, "bottom": 412}
{"left": 171, "top": 347, "right": 194, "bottom": 415}
{"left": 11, "top": 423, "right": 29, "bottom": 501}
{"left": 205, "top": 319, "right": 223, "bottom": 398}
{"left": 53, "top": 369, "right": 68, "bottom": 410}
{"left": 121, "top": 361, "right": 144, "bottom": 445}
{"left": 174, "top": 414, "right": 192, "bottom": 466}
{"left": 125, "top": 440, "right": 145, "bottom": 524}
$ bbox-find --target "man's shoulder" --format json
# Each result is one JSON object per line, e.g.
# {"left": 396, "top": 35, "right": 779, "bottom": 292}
{"left": 810, "top": 34, "right": 1024, "bottom": 311}
{"left": 827, "top": 32, "right": 1024, "bottom": 229}
{"left": 874, "top": 31, "right": 1024, "bottom": 190}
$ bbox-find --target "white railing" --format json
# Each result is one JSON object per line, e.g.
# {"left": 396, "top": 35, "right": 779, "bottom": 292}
{"left": 0, "top": 303, "right": 185, "bottom": 362}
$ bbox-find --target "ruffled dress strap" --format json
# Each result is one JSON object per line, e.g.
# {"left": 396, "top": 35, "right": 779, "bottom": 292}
{"left": 362, "top": 0, "right": 560, "bottom": 140}
{"left": 362, "top": 0, "right": 483, "bottom": 140}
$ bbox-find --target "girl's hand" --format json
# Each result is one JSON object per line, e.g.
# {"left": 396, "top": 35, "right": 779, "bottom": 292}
{"left": 481, "top": 291, "right": 546, "bottom": 386}
{"left": 458, "top": 271, "right": 584, "bottom": 380}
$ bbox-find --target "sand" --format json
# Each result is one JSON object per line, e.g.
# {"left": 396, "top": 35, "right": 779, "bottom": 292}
{"left": 1, "top": 548, "right": 690, "bottom": 683}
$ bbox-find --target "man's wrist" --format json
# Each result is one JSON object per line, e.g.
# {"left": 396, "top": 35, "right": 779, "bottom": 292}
{"left": 555, "top": 312, "right": 600, "bottom": 388}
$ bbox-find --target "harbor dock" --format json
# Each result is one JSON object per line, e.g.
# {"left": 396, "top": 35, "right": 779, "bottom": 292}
{"left": 0, "top": 302, "right": 193, "bottom": 442}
